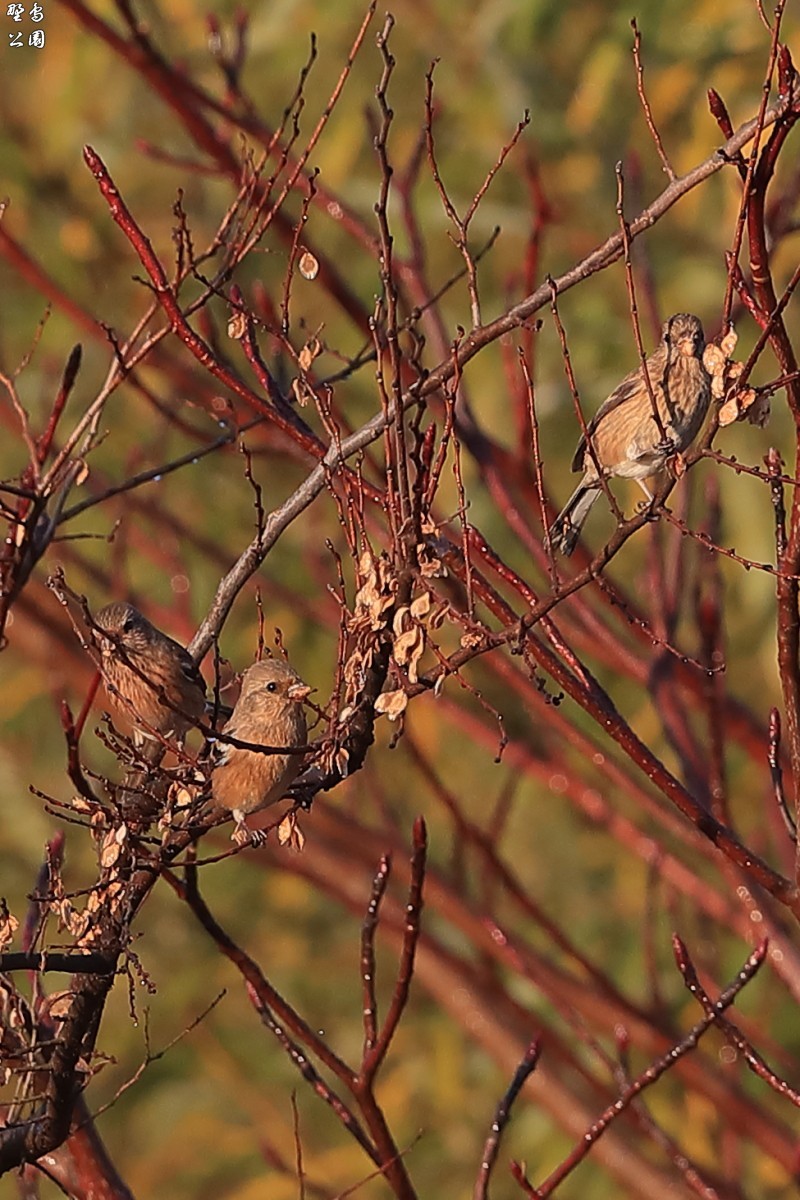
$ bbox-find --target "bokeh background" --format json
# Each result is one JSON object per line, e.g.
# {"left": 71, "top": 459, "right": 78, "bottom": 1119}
{"left": 2, "top": 1, "right": 800, "bottom": 1196}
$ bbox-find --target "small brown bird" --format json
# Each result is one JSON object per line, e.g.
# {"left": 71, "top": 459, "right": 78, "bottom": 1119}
{"left": 211, "top": 657, "right": 311, "bottom": 845}
{"left": 549, "top": 313, "right": 711, "bottom": 556}
{"left": 94, "top": 602, "right": 207, "bottom": 743}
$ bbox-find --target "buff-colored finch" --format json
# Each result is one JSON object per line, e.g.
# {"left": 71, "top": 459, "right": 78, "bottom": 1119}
{"left": 94, "top": 602, "right": 207, "bottom": 743}
{"left": 549, "top": 313, "right": 711, "bottom": 556}
{"left": 211, "top": 657, "right": 311, "bottom": 845}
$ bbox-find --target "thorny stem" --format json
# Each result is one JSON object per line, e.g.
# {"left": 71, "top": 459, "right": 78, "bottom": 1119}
{"left": 526, "top": 941, "right": 768, "bottom": 1198}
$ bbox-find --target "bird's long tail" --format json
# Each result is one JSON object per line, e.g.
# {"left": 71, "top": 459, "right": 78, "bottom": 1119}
{"left": 548, "top": 483, "right": 599, "bottom": 556}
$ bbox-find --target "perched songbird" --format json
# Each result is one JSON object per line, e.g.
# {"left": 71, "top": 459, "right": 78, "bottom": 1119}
{"left": 94, "top": 602, "right": 207, "bottom": 743}
{"left": 211, "top": 657, "right": 311, "bottom": 845}
{"left": 549, "top": 313, "right": 711, "bottom": 556}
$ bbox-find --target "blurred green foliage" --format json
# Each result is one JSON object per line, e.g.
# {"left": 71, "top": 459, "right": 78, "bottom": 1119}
{"left": 1, "top": 0, "right": 800, "bottom": 1196}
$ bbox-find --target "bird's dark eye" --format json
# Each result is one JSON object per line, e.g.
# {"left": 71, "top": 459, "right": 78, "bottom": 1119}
{"left": 265, "top": 681, "right": 278, "bottom": 693}
{"left": 122, "top": 615, "right": 137, "bottom": 633}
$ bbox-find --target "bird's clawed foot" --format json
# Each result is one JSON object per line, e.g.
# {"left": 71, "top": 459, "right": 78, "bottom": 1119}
{"left": 231, "top": 821, "right": 268, "bottom": 848}
{"left": 667, "top": 450, "right": 688, "bottom": 479}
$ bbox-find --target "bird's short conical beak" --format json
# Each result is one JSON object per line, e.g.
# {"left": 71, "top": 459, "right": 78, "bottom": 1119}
{"left": 288, "top": 683, "right": 312, "bottom": 701}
